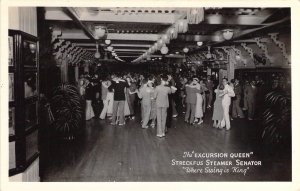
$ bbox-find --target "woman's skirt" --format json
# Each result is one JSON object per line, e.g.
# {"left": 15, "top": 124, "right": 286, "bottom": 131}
{"left": 107, "top": 92, "right": 114, "bottom": 116}
{"left": 128, "top": 94, "right": 136, "bottom": 115}
{"left": 150, "top": 100, "right": 157, "bottom": 120}
{"left": 195, "top": 93, "right": 203, "bottom": 118}
{"left": 117, "top": 99, "right": 130, "bottom": 117}
{"left": 212, "top": 99, "right": 223, "bottom": 121}
{"left": 85, "top": 100, "right": 95, "bottom": 120}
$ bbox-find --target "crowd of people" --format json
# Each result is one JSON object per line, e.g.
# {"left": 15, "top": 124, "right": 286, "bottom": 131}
{"left": 76, "top": 70, "right": 281, "bottom": 137}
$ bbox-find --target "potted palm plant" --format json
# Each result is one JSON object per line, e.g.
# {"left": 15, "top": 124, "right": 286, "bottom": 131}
{"left": 261, "top": 89, "right": 291, "bottom": 148}
{"left": 50, "top": 83, "right": 84, "bottom": 140}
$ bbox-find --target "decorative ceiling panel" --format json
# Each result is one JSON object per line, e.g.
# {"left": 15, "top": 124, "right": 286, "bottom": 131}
{"left": 45, "top": 7, "right": 290, "bottom": 62}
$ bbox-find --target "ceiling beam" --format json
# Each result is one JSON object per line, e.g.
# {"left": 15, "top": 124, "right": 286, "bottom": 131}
{"left": 45, "top": 8, "right": 183, "bottom": 24}
{"left": 59, "top": 30, "right": 160, "bottom": 41}
{"left": 74, "top": 43, "right": 150, "bottom": 48}
{"left": 64, "top": 7, "right": 96, "bottom": 40}
{"left": 112, "top": 44, "right": 151, "bottom": 48}
{"left": 177, "top": 34, "right": 223, "bottom": 42}
{"left": 190, "top": 16, "right": 290, "bottom": 54}
{"left": 204, "top": 14, "right": 268, "bottom": 25}
{"left": 114, "top": 49, "right": 146, "bottom": 52}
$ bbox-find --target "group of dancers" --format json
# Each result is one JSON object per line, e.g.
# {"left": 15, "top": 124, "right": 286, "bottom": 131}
{"left": 78, "top": 71, "right": 260, "bottom": 137}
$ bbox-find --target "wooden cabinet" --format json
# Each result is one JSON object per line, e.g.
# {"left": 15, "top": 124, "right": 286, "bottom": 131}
{"left": 9, "top": 29, "right": 39, "bottom": 176}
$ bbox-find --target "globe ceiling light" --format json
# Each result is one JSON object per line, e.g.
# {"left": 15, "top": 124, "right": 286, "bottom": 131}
{"left": 197, "top": 41, "right": 203, "bottom": 46}
{"left": 160, "top": 45, "right": 169, "bottom": 55}
{"left": 222, "top": 29, "right": 234, "bottom": 40}
{"left": 95, "top": 52, "right": 100, "bottom": 59}
{"left": 206, "top": 46, "right": 212, "bottom": 59}
{"left": 105, "top": 39, "right": 111, "bottom": 45}
{"left": 183, "top": 47, "right": 189, "bottom": 53}
{"left": 94, "top": 44, "right": 101, "bottom": 58}
{"left": 94, "top": 26, "right": 106, "bottom": 39}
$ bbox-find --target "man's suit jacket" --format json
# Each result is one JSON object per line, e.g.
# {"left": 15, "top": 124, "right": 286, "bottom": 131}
{"left": 154, "top": 85, "right": 173, "bottom": 108}
{"left": 138, "top": 85, "right": 152, "bottom": 105}
{"left": 222, "top": 84, "right": 235, "bottom": 105}
{"left": 244, "top": 84, "right": 257, "bottom": 101}
{"left": 185, "top": 85, "right": 201, "bottom": 104}
{"left": 206, "top": 80, "right": 214, "bottom": 91}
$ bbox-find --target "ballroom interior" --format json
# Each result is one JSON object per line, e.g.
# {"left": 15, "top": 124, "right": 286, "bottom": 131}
{"left": 6, "top": 7, "right": 291, "bottom": 182}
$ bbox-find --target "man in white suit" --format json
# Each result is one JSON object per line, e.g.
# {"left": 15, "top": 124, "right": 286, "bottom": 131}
{"left": 220, "top": 78, "right": 235, "bottom": 130}
{"left": 154, "top": 75, "right": 177, "bottom": 137}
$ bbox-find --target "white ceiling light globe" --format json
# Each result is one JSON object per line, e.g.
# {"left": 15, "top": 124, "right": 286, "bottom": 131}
{"left": 105, "top": 39, "right": 111, "bottom": 45}
{"left": 183, "top": 47, "right": 189, "bottom": 53}
{"left": 94, "top": 52, "right": 101, "bottom": 59}
{"left": 223, "top": 29, "right": 234, "bottom": 40}
{"left": 160, "top": 45, "right": 169, "bottom": 55}
{"left": 197, "top": 41, "right": 203, "bottom": 46}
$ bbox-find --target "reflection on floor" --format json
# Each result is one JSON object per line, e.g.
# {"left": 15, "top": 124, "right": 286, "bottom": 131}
{"left": 40, "top": 109, "right": 291, "bottom": 182}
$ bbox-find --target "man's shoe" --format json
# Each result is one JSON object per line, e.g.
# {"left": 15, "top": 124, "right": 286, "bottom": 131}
{"left": 197, "top": 120, "right": 203, "bottom": 125}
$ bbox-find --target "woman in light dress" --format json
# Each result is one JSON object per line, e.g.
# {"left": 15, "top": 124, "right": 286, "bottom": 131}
{"left": 106, "top": 76, "right": 115, "bottom": 117}
{"left": 127, "top": 77, "right": 138, "bottom": 120}
{"left": 194, "top": 80, "right": 204, "bottom": 125}
{"left": 85, "top": 78, "right": 95, "bottom": 120}
{"left": 200, "top": 79, "right": 208, "bottom": 114}
{"left": 212, "top": 84, "right": 225, "bottom": 128}
{"left": 78, "top": 75, "right": 86, "bottom": 97}
{"left": 149, "top": 81, "right": 157, "bottom": 128}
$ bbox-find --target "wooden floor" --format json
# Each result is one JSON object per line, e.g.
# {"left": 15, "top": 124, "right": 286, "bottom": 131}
{"left": 40, "top": 108, "right": 291, "bottom": 182}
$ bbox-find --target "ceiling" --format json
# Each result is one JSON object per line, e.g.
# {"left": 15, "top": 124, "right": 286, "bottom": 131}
{"left": 43, "top": 7, "right": 290, "bottom": 63}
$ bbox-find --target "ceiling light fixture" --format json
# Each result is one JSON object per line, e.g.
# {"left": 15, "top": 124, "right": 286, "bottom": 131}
{"left": 94, "top": 26, "right": 106, "bottom": 39}
{"left": 94, "top": 43, "right": 100, "bottom": 58}
{"left": 222, "top": 29, "right": 234, "bottom": 40}
{"left": 160, "top": 45, "right": 169, "bottom": 55}
{"left": 183, "top": 47, "right": 189, "bottom": 53}
{"left": 105, "top": 39, "right": 111, "bottom": 45}
{"left": 197, "top": 41, "right": 203, "bottom": 46}
{"left": 206, "top": 46, "right": 212, "bottom": 59}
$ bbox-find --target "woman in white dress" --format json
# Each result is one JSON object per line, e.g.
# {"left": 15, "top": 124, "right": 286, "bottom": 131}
{"left": 194, "top": 80, "right": 204, "bottom": 124}
{"left": 85, "top": 78, "right": 95, "bottom": 120}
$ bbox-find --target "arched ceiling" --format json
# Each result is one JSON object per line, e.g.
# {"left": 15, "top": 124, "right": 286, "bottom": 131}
{"left": 44, "top": 7, "right": 290, "bottom": 63}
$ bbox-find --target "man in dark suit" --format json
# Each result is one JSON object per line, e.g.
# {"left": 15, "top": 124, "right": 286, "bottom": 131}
{"left": 244, "top": 80, "right": 257, "bottom": 120}
{"left": 108, "top": 74, "right": 129, "bottom": 125}
{"left": 232, "top": 78, "right": 245, "bottom": 118}
{"left": 206, "top": 75, "right": 214, "bottom": 109}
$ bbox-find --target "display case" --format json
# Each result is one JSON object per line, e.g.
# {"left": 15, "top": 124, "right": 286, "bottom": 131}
{"left": 9, "top": 29, "right": 39, "bottom": 176}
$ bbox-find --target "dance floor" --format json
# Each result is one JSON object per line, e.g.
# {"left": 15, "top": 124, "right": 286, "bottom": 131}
{"left": 40, "top": 109, "right": 291, "bottom": 182}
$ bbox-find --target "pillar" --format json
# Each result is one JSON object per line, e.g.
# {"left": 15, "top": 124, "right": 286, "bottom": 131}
{"left": 227, "top": 49, "right": 235, "bottom": 81}
{"left": 75, "top": 65, "right": 79, "bottom": 83}
{"left": 60, "top": 53, "right": 69, "bottom": 83}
